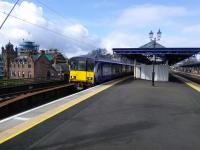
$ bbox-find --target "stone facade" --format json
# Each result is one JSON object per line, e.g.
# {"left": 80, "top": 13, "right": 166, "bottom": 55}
{"left": 1, "top": 42, "right": 17, "bottom": 79}
{"left": 0, "top": 55, "right": 3, "bottom": 78}
{"left": 10, "top": 53, "right": 57, "bottom": 80}
{"left": 2, "top": 41, "right": 67, "bottom": 80}
{"left": 46, "top": 49, "right": 68, "bottom": 79}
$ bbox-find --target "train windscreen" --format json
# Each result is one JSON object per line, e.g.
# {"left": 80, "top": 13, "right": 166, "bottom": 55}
{"left": 70, "top": 59, "right": 86, "bottom": 71}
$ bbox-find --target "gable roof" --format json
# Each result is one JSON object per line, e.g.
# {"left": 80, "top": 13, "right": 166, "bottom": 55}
{"left": 32, "top": 54, "right": 40, "bottom": 62}
{"left": 45, "top": 54, "right": 54, "bottom": 61}
{"left": 32, "top": 53, "right": 54, "bottom": 62}
{"left": 140, "top": 41, "right": 165, "bottom": 48}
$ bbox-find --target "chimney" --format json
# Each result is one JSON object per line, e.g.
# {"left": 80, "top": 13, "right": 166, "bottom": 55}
{"left": 40, "top": 50, "right": 45, "bottom": 55}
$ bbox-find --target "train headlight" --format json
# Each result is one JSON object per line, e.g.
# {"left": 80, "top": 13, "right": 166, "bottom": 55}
{"left": 71, "top": 76, "right": 76, "bottom": 79}
{"left": 87, "top": 77, "right": 93, "bottom": 80}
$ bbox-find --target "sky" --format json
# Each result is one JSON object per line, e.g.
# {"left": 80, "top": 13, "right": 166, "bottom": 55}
{"left": 1, "top": 0, "right": 200, "bottom": 58}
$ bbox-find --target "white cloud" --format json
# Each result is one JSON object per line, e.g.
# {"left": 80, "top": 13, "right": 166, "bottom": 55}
{"left": 101, "top": 31, "right": 148, "bottom": 53}
{"left": 63, "top": 24, "right": 89, "bottom": 38}
{"left": 101, "top": 4, "right": 200, "bottom": 53}
{"left": 0, "top": 1, "right": 99, "bottom": 58}
{"left": 116, "top": 4, "right": 189, "bottom": 27}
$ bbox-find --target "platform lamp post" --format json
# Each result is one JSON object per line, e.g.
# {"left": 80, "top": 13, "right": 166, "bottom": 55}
{"left": 149, "top": 29, "right": 162, "bottom": 86}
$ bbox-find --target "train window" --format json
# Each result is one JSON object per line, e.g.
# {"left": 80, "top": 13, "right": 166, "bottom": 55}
{"left": 70, "top": 59, "right": 86, "bottom": 71}
{"left": 70, "top": 60, "right": 78, "bottom": 70}
{"left": 77, "top": 60, "right": 86, "bottom": 71}
{"left": 87, "top": 60, "right": 94, "bottom": 72}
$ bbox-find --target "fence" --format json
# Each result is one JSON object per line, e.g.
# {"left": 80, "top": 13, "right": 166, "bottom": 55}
{"left": 0, "top": 77, "right": 66, "bottom": 88}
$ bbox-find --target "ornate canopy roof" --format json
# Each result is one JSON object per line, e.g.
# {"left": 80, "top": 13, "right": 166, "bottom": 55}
{"left": 113, "top": 41, "right": 200, "bottom": 65}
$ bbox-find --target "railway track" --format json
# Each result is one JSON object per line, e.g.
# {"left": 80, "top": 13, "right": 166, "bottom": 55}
{"left": 0, "top": 83, "right": 76, "bottom": 119}
{"left": 0, "top": 83, "right": 71, "bottom": 102}
{"left": 171, "top": 71, "right": 200, "bottom": 84}
{"left": 0, "top": 81, "right": 66, "bottom": 101}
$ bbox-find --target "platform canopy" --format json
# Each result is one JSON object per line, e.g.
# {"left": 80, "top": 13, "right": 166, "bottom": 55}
{"left": 113, "top": 41, "right": 200, "bottom": 65}
{"left": 180, "top": 62, "right": 200, "bottom": 67}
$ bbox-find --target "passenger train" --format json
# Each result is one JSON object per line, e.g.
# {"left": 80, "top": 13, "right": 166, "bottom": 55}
{"left": 69, "top": 56, "right": 134, "bottom": 88}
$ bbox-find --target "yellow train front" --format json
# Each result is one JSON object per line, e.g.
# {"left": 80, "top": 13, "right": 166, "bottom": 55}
{"left": 69, "top": 57, "right": 95, "bottom": 88}
{"left": 69, "top": 56, "right": 134, "bottom": 89}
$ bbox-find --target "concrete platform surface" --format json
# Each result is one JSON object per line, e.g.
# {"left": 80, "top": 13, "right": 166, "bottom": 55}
{"left": 1, "top": 76, "right": 200, "bottom": 150}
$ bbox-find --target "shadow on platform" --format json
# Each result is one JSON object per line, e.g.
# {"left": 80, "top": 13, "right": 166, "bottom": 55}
{"left": 28, "top": 121, "right": 157, "bottom": 150}
{"left": 169, "top": 74, "right": 183, "bottom": 84}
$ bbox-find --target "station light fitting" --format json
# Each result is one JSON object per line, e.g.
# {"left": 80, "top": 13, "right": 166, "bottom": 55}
{"left": 149, "top": 30, "right": 153, "bottom": 41}
{"left": 157, "top": 29, "right": 162, "bottom": 41}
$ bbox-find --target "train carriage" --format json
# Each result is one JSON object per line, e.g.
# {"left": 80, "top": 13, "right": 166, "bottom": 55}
{"left": 69, "top": 56, "right": 134, "bottom": 88}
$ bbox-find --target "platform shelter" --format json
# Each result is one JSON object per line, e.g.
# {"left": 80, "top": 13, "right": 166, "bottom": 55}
{"left": 113, "top": 41, "right": 200, "bottom": 81}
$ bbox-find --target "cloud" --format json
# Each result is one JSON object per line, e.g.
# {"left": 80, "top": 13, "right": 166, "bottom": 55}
{"left": 1, "top": 1, "right": 200, "bottom": 59}
{"left": 0, "top": 1, "right": 99, "bottom": 58}
{"left": 116, "top": 4, "right": 189, "bottom": 28}
{"left": 101, "top": 31, "right": 148, "bottom": 53}
{"left": 101, "top": 4, "right": 200, "bottom": 53}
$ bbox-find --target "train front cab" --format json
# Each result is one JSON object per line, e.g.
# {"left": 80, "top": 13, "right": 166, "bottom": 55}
{"left": 69, "top": 57, "right": 94, "bottom": 88}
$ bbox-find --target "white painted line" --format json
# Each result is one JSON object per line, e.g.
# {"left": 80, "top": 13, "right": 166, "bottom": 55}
{"left": 0, "top": 79, "right": 121, "bottom": 124}
{"left": 14, "top": 117, "right": 30, "bottom": 121}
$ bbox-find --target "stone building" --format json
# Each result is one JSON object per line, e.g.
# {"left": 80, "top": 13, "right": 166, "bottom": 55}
{"left": 1, "top": 42, "right": 17, "bottom": 79}
{"left": 9, "top": 41, "right": 58, "bottom": 80}
{"left": 10, "top": 52, "right": 57, "bottom": 80}
{"left": 46, "top": 49, "right": 69, "bottom": 79}
{"left": 46, "top": 49, "right": 67, "bottom": 64}
{"left": 2, "top": 40, "right": 68, "bottom": 80}
{"left": 0, "top": 54, "right": 3, "bottom": 79}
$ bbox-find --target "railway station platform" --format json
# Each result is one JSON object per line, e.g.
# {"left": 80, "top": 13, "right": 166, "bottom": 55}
{"left": 0, "top": 75, "right": 200, "bottom": 150}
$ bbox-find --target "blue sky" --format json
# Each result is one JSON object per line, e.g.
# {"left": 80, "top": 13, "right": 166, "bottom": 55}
{"left": 32, "top": 0, "right": 200, "bottom": 36}
{"left": 1, "top": 0, "right": 200, "bottom": 57}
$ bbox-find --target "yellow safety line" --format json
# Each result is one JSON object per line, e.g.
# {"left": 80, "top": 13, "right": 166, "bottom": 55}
{"left": 173, "top": 74, "right": 200, "bottom": 92}
{"left": 0, "top": 76, "right": 131, "bottom": 144}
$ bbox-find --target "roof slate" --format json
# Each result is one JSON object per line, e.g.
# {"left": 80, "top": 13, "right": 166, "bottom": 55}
{"left": 140, "top": 41, "right": 165, "bottom": 48}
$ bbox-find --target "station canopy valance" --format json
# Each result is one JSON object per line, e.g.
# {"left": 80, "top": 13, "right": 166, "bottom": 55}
{"left": 113, "top": 41, "right": 200, "bottom": 65}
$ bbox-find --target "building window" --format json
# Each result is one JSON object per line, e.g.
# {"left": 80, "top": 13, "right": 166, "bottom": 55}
{"left": 22, "top": 72, "right": 25, "bottom": 78}
{"left": 28, "top": 71, "right": 32, "bottom": 78}
{"left": 18, "top": 71, "right": 20, "bottom": 77}
{"left": 28, "top": 64, "right": 31, "bottom": 68}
